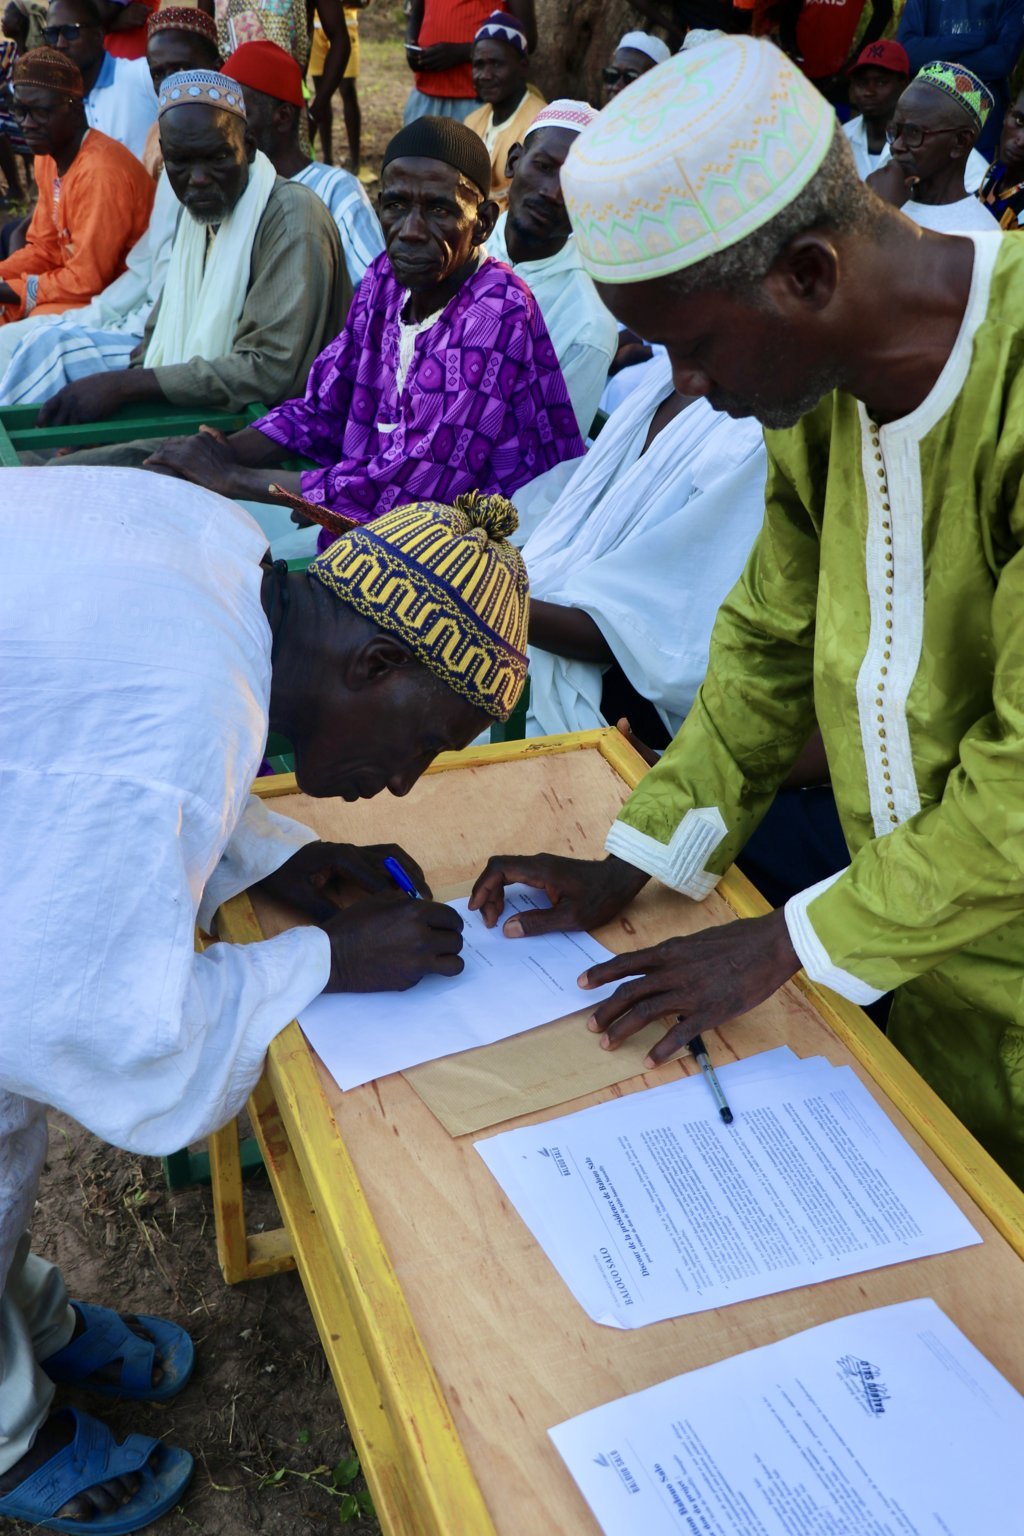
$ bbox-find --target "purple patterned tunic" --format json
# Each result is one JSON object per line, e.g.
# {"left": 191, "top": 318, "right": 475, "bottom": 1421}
{"left": 252, "top": 252, "right": 585, "bottom": 551}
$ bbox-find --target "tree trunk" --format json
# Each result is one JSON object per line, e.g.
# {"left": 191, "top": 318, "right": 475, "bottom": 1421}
{"left": 530, "top": 0, "right": 636, "bottom": 105}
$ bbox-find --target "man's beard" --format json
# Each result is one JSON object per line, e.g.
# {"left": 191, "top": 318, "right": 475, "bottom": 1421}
{"left": 186, "top": 199, "right": 228, "bottom": 226}
{"left": 709, "top": 362, "right": 847, "bottom": 430}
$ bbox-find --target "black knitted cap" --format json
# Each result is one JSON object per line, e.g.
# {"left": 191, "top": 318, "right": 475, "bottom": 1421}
{"left": 382, "top": 116, "right": 492, "bottom": 197}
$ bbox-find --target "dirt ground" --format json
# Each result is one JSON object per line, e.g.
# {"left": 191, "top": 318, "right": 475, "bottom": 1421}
{"left": 8, "top": 1112, "right": 381, "bottom": 1536}
{"left": 5, "top": 15, "right": 414, "bottom": 1536}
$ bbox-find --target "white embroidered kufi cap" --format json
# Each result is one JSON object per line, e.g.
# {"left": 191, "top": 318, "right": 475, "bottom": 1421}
{"left": 562, "top": 37, "right": 835, "bottom": 285}
{"left": 158, "top": 68, "right": 247, "bottom": 119}
{"left": 618, "top": 30, "right": 671, "bottom": 65}
{"left": 523, "top": 99, "right": 598, "bottom": 140}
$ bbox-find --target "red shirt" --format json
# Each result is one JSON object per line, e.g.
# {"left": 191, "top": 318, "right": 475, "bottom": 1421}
{"left": 796, "top": 0, "right": 867, "bottom": 79}
{"left": 104, "top": 0, "right": 159, "bottom": 59}
{"left": 414, "top": 0, "right": 492, "bottom": 100}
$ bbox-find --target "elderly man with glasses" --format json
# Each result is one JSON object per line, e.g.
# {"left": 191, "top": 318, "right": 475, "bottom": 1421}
{"left": 0, "top": 46, "right": 152, "bottom": 324}
{"left": 868, "top": 60, "right": 1000, "bottom": 232}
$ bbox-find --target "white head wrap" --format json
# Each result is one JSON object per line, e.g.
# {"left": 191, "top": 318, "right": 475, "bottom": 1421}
{"left": 563, "top": 37, "right": 835, "bottom": 286}
{"left": 523, "top": 99, "right": 598, "bottom": 141}
{"left": 617, "top": 31, "right": 671, "bottom": 66}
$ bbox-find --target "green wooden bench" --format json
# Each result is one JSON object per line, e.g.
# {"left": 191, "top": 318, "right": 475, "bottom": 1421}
{"left": 0, "top": 399, "right": 266, "bottom": 465}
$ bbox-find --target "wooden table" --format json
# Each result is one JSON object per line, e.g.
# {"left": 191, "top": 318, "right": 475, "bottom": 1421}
{"left": 208, "top": 730, "right": 1024, "bottom": 1536}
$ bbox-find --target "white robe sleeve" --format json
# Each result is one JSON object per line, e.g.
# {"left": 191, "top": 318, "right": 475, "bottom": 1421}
{"left": 2, "top": 771, "right": 330, "bottom": 1156}
{"left": 197, "top": 793, "right": 320, "bottom": 930}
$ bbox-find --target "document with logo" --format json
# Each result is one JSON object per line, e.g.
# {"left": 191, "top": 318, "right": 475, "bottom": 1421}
{"left": 476, "top": 1055, "right": 979, "bottom": 1326}
{"left": 299, "top": 885, "right": 625, "bottom": 1091}
{"left": 550, "top": 1299, "right": 1024, "bottom": 1536}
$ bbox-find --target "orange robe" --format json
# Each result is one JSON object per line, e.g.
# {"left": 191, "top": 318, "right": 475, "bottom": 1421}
{"left": 0, "top": 130, "right": 155, "bottom": 325}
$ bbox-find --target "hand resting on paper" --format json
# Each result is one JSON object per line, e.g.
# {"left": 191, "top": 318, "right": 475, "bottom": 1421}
{"left": 579, "top": 907, "right": 800, "bottom": 1068}
{"left": 323, "top": 893, "right": 463, "bottom": 991}
{"left": 469, "top": 853, "right": 649, "bottom": 937}
{"left": 256, "top": 839, "right": 431, "bottom": 923}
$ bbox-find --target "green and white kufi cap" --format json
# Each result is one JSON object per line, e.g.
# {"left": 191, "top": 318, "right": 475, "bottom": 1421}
{"left": 562, "top": 37, "right": 835, "bottom": 286}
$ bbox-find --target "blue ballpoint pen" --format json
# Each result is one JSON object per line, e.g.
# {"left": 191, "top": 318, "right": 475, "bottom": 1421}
{"left": 383, "top": 855, "right": 421, "bottom": 900}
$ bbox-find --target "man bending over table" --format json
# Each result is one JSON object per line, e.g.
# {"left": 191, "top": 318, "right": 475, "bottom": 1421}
{"left": 25, "top": 67, "right": 348, "bottom": 444}
{"left": 0, "top": 470, "right": 528, "bottom": 1532}
{"left": 472, "top": 38, "right": 1024, "bottom": 1189}
{"left": 141, "top": 115, "right": 584, "bottom": 547}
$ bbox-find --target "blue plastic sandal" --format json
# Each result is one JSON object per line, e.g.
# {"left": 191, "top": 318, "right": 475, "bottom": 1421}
{"left": 41, "top": 1302, "right": 195, "bottom": 1403}
{"left": 0, "top": 1407, "right": 193, "bottom": 1533}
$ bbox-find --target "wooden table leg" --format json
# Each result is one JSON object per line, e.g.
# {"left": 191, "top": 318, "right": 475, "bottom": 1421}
{"left": 209, "top": 1113, "right": 295, "bottom": 1284}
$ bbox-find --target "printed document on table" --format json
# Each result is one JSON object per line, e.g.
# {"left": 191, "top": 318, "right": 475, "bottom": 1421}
{"left": 476, "top": 1055, "right": 979, "bottom": 1326}
{"left": 299, "top": 885, "right": 626, "bottom": 1091}
{"left": 550, "top": 1298, "right": 1024, "bottom": 1536}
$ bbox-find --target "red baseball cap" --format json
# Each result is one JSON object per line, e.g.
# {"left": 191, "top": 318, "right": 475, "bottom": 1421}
{"left": 848, "top": 40, "right": 910, "bottom": 77}
{"left": 222, "top": 40, "right": 305, "bottom": 108}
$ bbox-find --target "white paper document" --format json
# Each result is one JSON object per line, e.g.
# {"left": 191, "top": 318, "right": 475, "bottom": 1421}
{"left": 551, "top": 1298, "right": 1024, "bottom": 1536}
{"left": 298, "top": 886, "right": 623, "bottom": 1091}
{"left": 476, "top": 1054, "right": 979, "bottom": 1327}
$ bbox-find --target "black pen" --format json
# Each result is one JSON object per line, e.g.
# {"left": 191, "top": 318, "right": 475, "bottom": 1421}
{"left": 687, "top": 1028, "right": 734, "bottom": 1125}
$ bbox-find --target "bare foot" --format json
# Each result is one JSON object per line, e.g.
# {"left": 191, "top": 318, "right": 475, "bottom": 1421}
{"left": 0, "top": 1413, "right": 146, "bottom": 1521}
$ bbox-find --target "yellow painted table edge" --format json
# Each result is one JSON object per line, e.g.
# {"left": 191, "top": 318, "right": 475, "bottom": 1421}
{"left": 214, "top": 728, "right": 1024, "bottom": 1536}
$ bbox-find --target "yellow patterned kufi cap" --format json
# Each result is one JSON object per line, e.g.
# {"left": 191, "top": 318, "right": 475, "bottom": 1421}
{"left": 562, "top": 36, "right": 835, "bottom": 285}
{"left": 309, "top": 494, "right": 529, "bottom": 722}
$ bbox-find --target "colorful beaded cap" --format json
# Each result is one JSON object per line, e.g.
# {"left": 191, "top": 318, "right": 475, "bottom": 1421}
{"left": 309, "top": 494, "right": 529, "bottom": 722}
{"left": 915, "top": 61, "right": 994, "bottom": 130}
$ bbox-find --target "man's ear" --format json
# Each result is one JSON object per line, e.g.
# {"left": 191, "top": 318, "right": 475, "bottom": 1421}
{"left": 504, "top": 140, "right": 523, "bottom": 180}
{"left": 473, "top": 196, "right": 500, "bottom": 245}
{"left": 763, "top": 231, "right": 840, "bottom": 314}
{"left": 273, "top": 100, "right": 294, "bottom": 137}
{"left": 345, "top": 631, "right": 418, "bottom": 690}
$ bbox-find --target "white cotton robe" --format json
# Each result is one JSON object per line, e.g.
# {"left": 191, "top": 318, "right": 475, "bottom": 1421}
{"left": 0, "top": 468, "right": 330, "bottom": 1285}
{"left": 518, "top": 358, "right": 767, "bottom": 739}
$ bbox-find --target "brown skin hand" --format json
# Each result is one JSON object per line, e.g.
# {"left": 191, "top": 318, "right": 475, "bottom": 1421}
{"left": 37, "top": 105, "right": 254, "bottom": 428}
{"left": 406, "top": 0, "right": 535, "bottom": 71}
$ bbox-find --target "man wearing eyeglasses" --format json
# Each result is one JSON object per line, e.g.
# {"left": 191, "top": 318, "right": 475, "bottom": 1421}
{"left": 602, "top": 30, "right": 670, "bottom": 102}
{"left": 0, "top": 46, "right": 153, "bottom": 322}
{"left": 44, "top": 0, "right": 155, "bottom": 159}
{"left": 868, "top": 60, "right": 999, "bottom": 233}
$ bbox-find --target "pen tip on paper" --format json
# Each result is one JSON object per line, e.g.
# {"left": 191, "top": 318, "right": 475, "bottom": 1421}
{"left": 720, "top": 1107, "right": 734, "bottom": 1125}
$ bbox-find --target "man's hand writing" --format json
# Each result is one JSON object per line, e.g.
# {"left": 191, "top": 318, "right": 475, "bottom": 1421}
{"left": 257, "top": 840, "right": 431, "bottom": 922}
{"left": 579, "top": 907, "right": 800, "bottom": 1067}
{"left": 469, "top": 852, "right": 649, "bottom": 936}
{"left": 323, "top": 893, "right": 463, "bottom": 991}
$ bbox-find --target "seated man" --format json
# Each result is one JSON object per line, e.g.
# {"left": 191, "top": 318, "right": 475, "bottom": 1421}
{"left": 0, "top": 49, "right": 153, "bottom": 325}
{"left": 978, "top": 84, "right": 1024, "bottom": 228}
{"left": 46, "top": 0, "right": 156, "bottom": 158}
{"left": 30, "top": 68, "right": 349, "bottom": 438}
{"left": 144, "top": 117, "right": 584, "bottom": 546}
{"left": 603, "top": 29, "right": 669, "bottom": 100}
{"left": 222, "top": 38, "right": 383, "bottom": 287}
{"left": 137, "top": 0, "right": 223, "bottom": 178}
{"left": 843, "top": 39, "right": 909, "bottom": 178}
{"left": 487, "top": 99, "right": 617, "bottom": 437}
{"left": 868, "top": 61, "right": 999, "bottom": 232}
{"left": 464, "top": 10, "right": 542, "bottom": 210}
{"left": 0, "top": 469, "right": 526, "bottom": 1532}
{"left": 520, "top": 354, "right": 766, "bottom": 741}
{"left": 0, "top": 2, "right": 219, "bottom": 394}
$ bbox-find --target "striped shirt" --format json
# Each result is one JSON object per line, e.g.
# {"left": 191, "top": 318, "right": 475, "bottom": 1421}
{"left": 291, "top": 161, "right": 383, "bottom": 287}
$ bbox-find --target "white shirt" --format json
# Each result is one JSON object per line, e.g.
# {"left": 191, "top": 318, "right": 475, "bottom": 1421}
{"left": 0, "top": 469, "right": 330, "bottom": 1158}
{"left": 903, "top": 195, "right": 999, "bottom": 233}
{"left": 84, "top": 53, "right": 157, "bottom": 162}
{"left": 488, "top": 212, "right": 618, "bottom": 438}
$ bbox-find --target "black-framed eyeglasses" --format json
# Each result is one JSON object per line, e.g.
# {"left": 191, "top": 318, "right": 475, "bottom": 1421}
{"left": 602, "top": 66, "right": 640, "bottom": 88}
{"left": 41, "top": 22, "right": 89, "bottom": 42}
{"left": 11, "top": 97, "right": 69, "bottom": 121}
{"left": 885, "top": 122, "right": 961, "bottom": 149}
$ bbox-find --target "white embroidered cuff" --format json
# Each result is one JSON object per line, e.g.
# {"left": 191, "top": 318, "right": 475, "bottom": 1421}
{"left": 604, "top": 807, "right": 727, "bottom": 900}
{"left": 784, "top": 872, "right": 885, "bottom": 1006}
